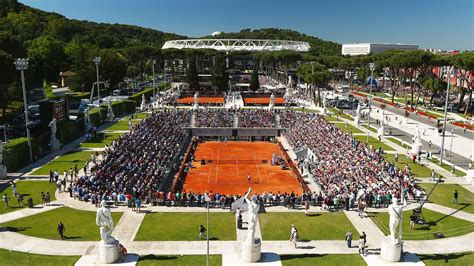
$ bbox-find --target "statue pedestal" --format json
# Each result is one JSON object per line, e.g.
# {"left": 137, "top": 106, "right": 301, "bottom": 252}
{"left": 50, "top": 138, "right": 61, "bottom": 151}
{"left": 242, "top": 238, "right": 261, "bottom": 263}
{"left": 0, "top": 165, "right": 7, "bottom": 179}
{"left": 380, "top": 236, "right": 402, "bottom": 262}
{"left": 98, "top": 240, "right": 122, "bottom": 264}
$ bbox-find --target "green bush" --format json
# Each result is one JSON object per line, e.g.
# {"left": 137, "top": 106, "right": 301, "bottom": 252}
{"left": 3, "top": 138, "right": 30, "bottom": 172}
{"left": 129, "top": 88, "right": 154, "bottom": 105}
{"left": 89, "top": 100, "right": 136, "bottom": 126}
{"left": 67, "top": 92, "right": 91, "bottom": 103}
{"left": 57, "top": 120, "right": 81, "bottom": 144}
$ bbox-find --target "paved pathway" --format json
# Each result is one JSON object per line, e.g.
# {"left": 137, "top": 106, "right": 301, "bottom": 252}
{"left": 0, "top": 202, "right": 62, "bottom": 224}
{"left": 423, "top": 203, "right": 474, "bottom": 222}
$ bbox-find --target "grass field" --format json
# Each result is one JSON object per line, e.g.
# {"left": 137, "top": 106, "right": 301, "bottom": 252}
{"left": 280, "top": 254, "right": 366, "bottom": 266}
{"left": 428, "top": 158, "right": 466, "bottom": 177}
{"left": 0, "top": 248, "right": 79, "bottom": 266}
{"left": 362, "top": 124, "right": 377, "bottom": 133}
{"left": 331, "top": 122, "right": 364, "bottom": 134}
{"left": 386, "top": 137, "right": 412, "bottom": 149}
{"left": 135, "top": 212, "right": 236, "bottom": 241}
{"left": 291, "top": 108, "right": 319, "bottom": 113}
{"left": 121, "top": 112, "right": 149, "bottom": 120}
{"left": 369, "top": 208, "right": 474, "bottom": 240}
{"left": 383, "top": 154, "right": 435, "bottom": 178}
{"left": 418, "top": 183, "right": 474, "bottom": 214}
{"left": 352, "top": 135, "right": 395, "bottom": 151}
{"left": 138, "top": 255, "right": 222, "bottom": 266}
{"left": 328, "top": 108, "right": 354, "bottom": 121}
{"left": 30, "top": 150, "right": 93, "bottom": 176}
{"left": 79, "top": 133, "right": 122, "bottom": 148}
{"left": 417, "top": 252, "right": 474, "bottom": 265}
{"left": 106, "top": 120, "right": 140, "bottom": 131}
{"left": 1, "top": 207, "right": 122, "bottom": 241}
{"left": 259, "top": 212, "right": 359, "bottom": 240}
{"left": 0, "top": 180, "right": 57, "bottom": 214}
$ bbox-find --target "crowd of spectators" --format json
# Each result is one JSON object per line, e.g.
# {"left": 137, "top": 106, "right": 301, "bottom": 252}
{"left": 280, "top": 110, "right": 416, "bottom": 206}
{"left": 236, "top": 109, "right": 276, "bottom": 128}
{"left": 72, "top": 110, "right": 191, "bottom": 204}
{"left": 194, "top": 109, "right": 234, "bottom": 127}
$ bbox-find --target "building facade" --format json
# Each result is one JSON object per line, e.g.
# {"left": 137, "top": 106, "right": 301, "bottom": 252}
{"left": 341, "top": 43, "right": 418, "bottom": 55}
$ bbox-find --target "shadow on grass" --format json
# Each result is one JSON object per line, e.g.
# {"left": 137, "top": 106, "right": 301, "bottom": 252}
{"left": 63, "top": 236, "right": 82, "bottom": 240}
{"left": 2, "top": 226, "right": 31, "bottom": 232}
{"left": 417, "top": 253, "right": 471, "bottom": 263}
{"left": 139, "top": 255, "right": 181, "bottom": 262}
{"left": 280, "top": 254, "right": 326, "bottom": 262}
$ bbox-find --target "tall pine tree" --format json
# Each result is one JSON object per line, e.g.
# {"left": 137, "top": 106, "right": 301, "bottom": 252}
{"left": 185, "top": 56, "right": 200, "bottom": 91}
{"left": 250, "top": 64, "right": 260, "bottom": 91}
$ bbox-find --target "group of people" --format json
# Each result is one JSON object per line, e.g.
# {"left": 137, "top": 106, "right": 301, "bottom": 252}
{"left": 71, "top": 110, "right": 191, "bottom": 205}
{"left": 280, "top": 110, "right": 417, "bottom": 207}
{"left": 236, "top": 109, "right": 277, "bottom": 128}
{"left": 194, "top": 109, "right": 234, "bottom": 127}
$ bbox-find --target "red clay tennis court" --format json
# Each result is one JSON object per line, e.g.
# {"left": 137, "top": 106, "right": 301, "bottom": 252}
{"left": 182, "top": 141, "right": 303, "bottom": 195}
{"left": 243, "top": 97, "right": 285, "bottom": 105}
{"left": 177, "top": 97, "right": 224, "bottom": 104}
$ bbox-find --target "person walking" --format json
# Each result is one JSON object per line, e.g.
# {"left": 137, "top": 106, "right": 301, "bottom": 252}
{"left": 3, "top": 193, "right": 9, "bottom": 208}
{"left": 135, "top": 197, "right": 141, "bottom": 213}
{"left": 199, "top": 224, "right": 206, "bottom": 239}
{"left": 410, "top": 212, "right": 417, "bottom": 230}
{"left": 290, "top": 224, "right": 298, "bottom": 248}
{"left": 345, "top": 230, "right": 353, "bottom": 248}
{"left": 304, "top": 201, "right": 310, "bottom": 216}
{"left": 430, "top": 170, "right": 436, "bottom": 181}
{"left": 453, "top": 189, "right": 458, "bottom": 204}
{"left": 57, "top": 221, "right": 65, "bottom": 240}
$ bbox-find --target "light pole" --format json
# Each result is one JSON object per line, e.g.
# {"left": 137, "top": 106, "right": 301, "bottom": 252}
{"left": 93, "top": 57, "right": 102, "bottom": 122}
{"left": 205, "top": 196, "right": 211, "bottom": 266}
{"left": 367, "top": 63, "right": 376, "bottom": 142}
{"left": 152, "top": 59, "right": 156, "bottom": 98}
{"left": 14, "top": 58, "right": 33, "bottom": 162}
{"left": 449, "top": 128, "right": 454, "bottom": 158}
{"left": 439, "top": 66, "right": 454, "bottom": 166}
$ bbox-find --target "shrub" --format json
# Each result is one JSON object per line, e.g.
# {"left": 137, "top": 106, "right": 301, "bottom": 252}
{"left": 3, "top": 138, "right": 30, "bottom": 172}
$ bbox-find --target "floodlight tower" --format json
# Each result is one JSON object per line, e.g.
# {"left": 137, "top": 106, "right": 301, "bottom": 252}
{"left": 367, "top": 62, "right": 376, "bottom": 143}
{"left": 14, "top": 58, "right": 33, "bottom": 162}
{"left": 93, "top": 57, "right": 102, "bottom": 121}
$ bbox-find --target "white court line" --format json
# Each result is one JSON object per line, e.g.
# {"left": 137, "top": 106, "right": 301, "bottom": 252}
{"left": 260, "top": 151, "right": 270, "bottom": 183}
{"left": 207, "top": 151, "right": 213, "bottom": 184}
{"left": 252, "top": 151, "right": 263, "bottom": 183}
{"left": 215, "top": 149, "right": 220, "bottom": 183}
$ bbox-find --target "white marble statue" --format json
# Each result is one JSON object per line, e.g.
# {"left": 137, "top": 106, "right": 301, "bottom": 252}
{"left": 193, "top": 92, "right": 199, "bottom": 109}
{"left": 244, "top": 187, "right": 259, "bottom": 244}
{"left": 411, "top": 125, "right": 423, "bottom": 155}
{"left": 84, "top": 106, "right": 91, "bottom": 130}
{"left": 107, "top": 99, "right": 115, "bottom": 121}
{"left": 355, "top": 103, "right": 361, "bottom": 125}
{"left": 48, "top": 118, "right": 57, "bottom": 137}
{"left": 269, "top": 93, "right": 275, "bottom": 110}
{"left": 287, "top": 75, "right": 293, "bottom": 88}
{"left": 388, "top": 197, "right": 407, "bottom": 244}
{"left": 96, "top": 200, "right": 117, "bottom": 245}
{"left": 140, "top": 94, "right": 146, "bottom": 112}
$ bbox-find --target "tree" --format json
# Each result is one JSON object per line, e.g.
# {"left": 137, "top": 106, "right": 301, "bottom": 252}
{"left": 211, "top": 55, "right": 228, "bottom": 92}
{"left": 0, "top": 50, "right": 17, "bottom": 119}
{"left": 98, "top": 49, "right": 127, "bottom": 91}
{"left": 27, "top": 35, "right": 66, "bottom": 81}
{"left": 451, "top": 52, "right": 474, "bottom": 114}
{"left": 297, "top": 62, "right": 332, "bottom": 106}
{"left": 186, "top": 55, "right": 200, "bottom": 91}
{"left": 250, "top": 63, "right": 260, "bottom": 91}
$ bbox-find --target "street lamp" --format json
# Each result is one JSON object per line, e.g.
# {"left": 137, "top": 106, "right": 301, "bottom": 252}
{"left": 93, "top": 57, "right": 102, "bottom": 121}
{"left": 205, "top": 196, "right": 211, "bottom": 266}
{"left": 152, "top": 59, "right": 156, "bottom": 99}
{"left": 367, "top": 63, "right": 376, "bottom": 142}
{"left": 14, "top": 58, "right": 33, "bottom": 162}
{"left": 439, "top": 66, "right": 454, "bottom": 166}
{"left": 449, "top": 128, "right": 454, "bottom": 158}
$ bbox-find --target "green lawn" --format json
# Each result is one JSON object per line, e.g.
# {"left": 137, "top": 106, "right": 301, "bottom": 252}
{"left": 331, "top": 122, "right": 363, "bottom": 134}
{"left": 428, "top": 158, "right": 466, "bottom": 177}
{"left": 369, "top": 208, "right": 474, "bottom": 240}
{"left": 328, "top": 108, "right": 354, "bottom": 121}
{"left": 324, "top": 115, "right": 341, "bottom": 122}
{"left": 106, "top": 120, "right": 140, "bottom": 131}
{"left": 1, "top": 207, "right": 122, "bottom": 241}
{"left": 291, "top": 108, "right": 319, "bottom": 113}
{"left": 418, "top": 183, "right": 474, "bottom": 214}
{"left": 280, "top": 254, "right": 366, "bottom": 266}
{"left": 417, "top": 252, "right": 474, "bottom": 266}
{"left": 352, "top": 135, "right": 395, "bottom": 151}
{"left": 135, "top": 212, "right": 236, "bottom": 241}
{"left": 259, "top": 212, "right": 359, "bottom": 240}
{"left": 0, "top": 248, "right": 80, "bottom": 266}
{"left": 79, "top": 133, "right": 122, "bottom": 148}
{"left": 362, "top": 124, "right": 377, "bottom": 133}
{"left": 383, "top": 154, "right": 435, "bottom": 178}
{"left": 138, "top": 255, "right": 222, "bottom": 266}
{"left": 0, "top": 180, "right": 57, "bottom": 214}
{"left": 121, "top": 112, "right": 149, "bottom": 120}
{"left": 30, "top": 151, "right": 93, "bottom": 176}
{"left": 386, "top": 137, "right": 412, "bottom": 149}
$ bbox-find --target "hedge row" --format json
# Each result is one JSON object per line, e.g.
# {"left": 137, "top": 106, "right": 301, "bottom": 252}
{"left": 129, "top": 87, "right": 154, "bottom": 105}
{"left": 4, "top": 99, "right": 137, "bottom": 172}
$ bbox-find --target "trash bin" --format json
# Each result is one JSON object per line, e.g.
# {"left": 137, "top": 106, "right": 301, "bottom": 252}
{"left": 27, "top": 198, "right": 33, "bottom": 208}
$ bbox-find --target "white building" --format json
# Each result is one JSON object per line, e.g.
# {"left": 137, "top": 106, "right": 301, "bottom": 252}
{"left": 341, "top": 43, "right": 418, "bottom": 56}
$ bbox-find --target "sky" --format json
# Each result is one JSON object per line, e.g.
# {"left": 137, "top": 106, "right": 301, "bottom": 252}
{"left": 20, "top": 0, "right": 473, "bottom": 51}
